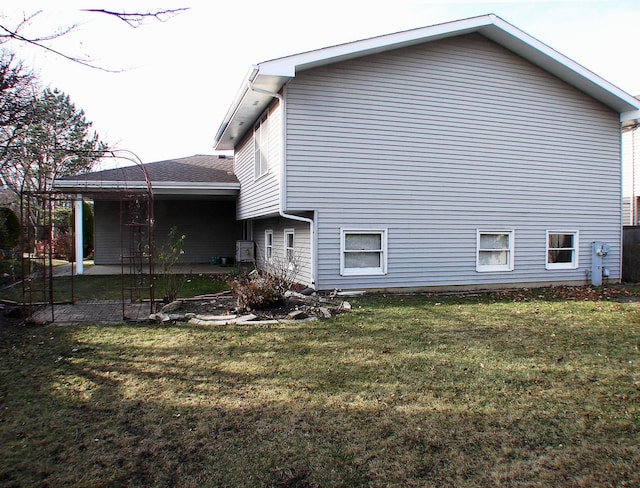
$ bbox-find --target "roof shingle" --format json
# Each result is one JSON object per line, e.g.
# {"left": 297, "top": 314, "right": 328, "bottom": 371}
{"left": 64, "top": 154, "right": 237, "bottom": 184}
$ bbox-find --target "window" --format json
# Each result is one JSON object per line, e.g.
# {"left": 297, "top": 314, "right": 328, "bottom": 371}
{"left": 476, "top": 230, "right": 514, "bottom": 272}
{"left": 284, "top": 229, "right": 295, "bottom": 269}
{"left": 264, "top": 230, "right": 273, "bottom": 262}
{"left": 341, "top": 229, "right": 387, "bottom": 276}
{"left": 546, "top": 231, "right": 578, "bottom": 269}
{"left": 254, "top": 114, "right": 269, "bottom": 179}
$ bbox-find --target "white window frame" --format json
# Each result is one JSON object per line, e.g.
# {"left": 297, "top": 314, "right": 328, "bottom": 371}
{"left": 254, "top": 114, "right": 269, "bottom": 180}
{"left": 476, "top": 229, "right": 515, "bottom": 272}
{"left": 284, "top": 228, "right": 295, "bottom": 269}
{"left": 546, "top": 230, "right": 579, "bottom": 270}
{"left": 340, "top": 229, "right": 388, "bottom": 276}
{"left": 264, "top": 229, "right": 273, "bottom": 262}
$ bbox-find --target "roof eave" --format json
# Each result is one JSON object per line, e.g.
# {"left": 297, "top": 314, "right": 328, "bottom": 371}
{"left": 53, "top": 180, "right": 240, "bottom": 196}
{"left": 478, "top": 20, "right": 640, "bottom": 117}
{"left": 213, "top": 15, "right": 498, "bottom": 150}
{"left": 258, "top": 14, "right": 496, "bottom": 77}
{"left": 214, "top": 68, "right": 291, "bottom": 150}
{"left": 621, "top": 109, "right": 640, "bottom": 127}
{"left": 213, "top": 13, "right": 640, "bottom": 149}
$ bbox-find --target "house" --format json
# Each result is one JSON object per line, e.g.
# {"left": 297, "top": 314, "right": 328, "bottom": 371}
{"left": 55, "top": 154, "right": 242, "bottom": 265}
{"left": 213, "top": 13, "right": 640, "bottom": 291}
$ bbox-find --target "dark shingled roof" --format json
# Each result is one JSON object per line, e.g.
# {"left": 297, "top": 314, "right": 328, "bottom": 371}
{"left": 66, "top": 154, "right": 237, "bottom": 184}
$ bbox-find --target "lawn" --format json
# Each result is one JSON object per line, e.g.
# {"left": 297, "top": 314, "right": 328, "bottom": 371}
{"left": 0, "top": 272, "right": 230, "bottom": 303}
{"left": 1, "top": 288, "right": 639, "bottom": 487}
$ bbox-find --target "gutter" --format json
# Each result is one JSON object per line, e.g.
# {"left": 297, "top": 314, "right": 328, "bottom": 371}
{"left": 247, "top": 79, "right": 316, "bottom": 288}
{"left": 54, "top": 180, "right": 240, "bottom": 193}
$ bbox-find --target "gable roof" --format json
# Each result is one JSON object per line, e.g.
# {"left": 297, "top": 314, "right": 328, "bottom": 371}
{"left": 214, "top": 13, "right": 640, "bottom": 150}
{"left": 54, "top": 154, "right": 239, "bottom": 196}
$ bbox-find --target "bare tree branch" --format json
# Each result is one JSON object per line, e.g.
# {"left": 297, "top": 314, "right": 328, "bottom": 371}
{"left": 0, "top": 22, "right": 118, "bottom": 72}
{"left": 0, "top": 9, "right": 189, "bottom": 71}
{"left": 82, "top": 8, "right": 190, "bottom": 28}
{"left": 0, "top": 11, "right": 77, "bottom": 44}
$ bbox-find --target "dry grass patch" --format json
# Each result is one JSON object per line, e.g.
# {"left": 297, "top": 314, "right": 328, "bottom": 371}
{"left": 1, "top": 288, "right": 639, "bottom": 486}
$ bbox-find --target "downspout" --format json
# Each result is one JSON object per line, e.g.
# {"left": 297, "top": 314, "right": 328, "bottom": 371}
{"left": 247, "top": 79, "right": 316, "bottom": 288}
{"left": 633, "top": 126, "right": 637, "bottom": 224}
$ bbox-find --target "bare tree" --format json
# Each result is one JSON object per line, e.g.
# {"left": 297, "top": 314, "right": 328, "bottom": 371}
{"left": 0, "top": 9, "right": 189, "bottom": 71}
{"left": 0, "top": 50, "right": 36, "bottom": 165}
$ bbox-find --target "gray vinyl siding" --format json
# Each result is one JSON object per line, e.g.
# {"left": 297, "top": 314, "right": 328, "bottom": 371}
{"left": 153, "top": 200, "right": 242, "bottom": 263}
{"left": 251, "top": 216, "right": 312, "bottom": 287}
{"left": 93, "top": 200, "right": 121, "bottom": 264}
{"left": 93, "top": 199, "right": 242, "bottom": 265}
{"left": 235, "top": 103, "right": 282, "bottom": 220}
{"left": 284, "top": 33, "right": 622, "bottom": 291}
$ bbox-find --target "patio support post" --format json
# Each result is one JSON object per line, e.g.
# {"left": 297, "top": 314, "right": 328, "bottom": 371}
{"left": 74, "top": 196, "right": 84, "bottom": 275}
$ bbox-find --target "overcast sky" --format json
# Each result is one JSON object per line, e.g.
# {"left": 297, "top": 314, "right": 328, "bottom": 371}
{"left": 4, "top": 0, "right": 640, "bottom": 164}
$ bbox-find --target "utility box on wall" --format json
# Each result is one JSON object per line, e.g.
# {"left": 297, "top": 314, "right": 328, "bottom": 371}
{"left": 592, "top": 241, "right": 610, "bottom": 286}
{"left": 236, "top": 240, "right": 255, "bottom": 264}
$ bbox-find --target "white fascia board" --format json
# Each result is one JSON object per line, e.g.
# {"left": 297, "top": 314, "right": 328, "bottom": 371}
{"left": 152, "top": 181, "right": 240, "bottom": 189}
{"left": 214, "top": 13, "right": 640, "bottom": 150}
{"left": 257, "top": 14, "right": 495, "bottom": 77}
{"left": 622, "top": 109, "right": 640, "bottom": 126}
{"left": 214, "top": 15, "right": 496, "bottom": 150}
{"left": 152, "top": 182, "right": 240, "bottom": 195}
{"left": 214, "top": 70, "right": 286, "bottom": 150}
{"left": 152, "top": 187, "right": 239, "bottom": 196}
{"left": 260, "top": 13, "right": 640, "bottom": 115}
{"left": 53, "top": 180, "right": 147, "bottom": 191}
{"left": 54, "top": 180, "right": 240, "bottom": 196}
{"left": 213, "top": 66, "right": 257, "bottom": 144}
{"left": 480, "top": 18, "right": 640, "bottom": 117}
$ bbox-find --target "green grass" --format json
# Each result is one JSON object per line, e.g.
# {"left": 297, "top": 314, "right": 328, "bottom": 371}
{"left": 1, "top": 290, "right": 639, "bottom": 486}
{"left": 0, "top": 273, "right": 230, "bottom": 303}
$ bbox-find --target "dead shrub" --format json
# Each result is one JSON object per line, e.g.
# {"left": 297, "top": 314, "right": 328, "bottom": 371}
{"left": 231, "top": 254, "right": 300, "bottom": 311}
{"left": 230, "top": 273, "right": 284, "bottom": 311}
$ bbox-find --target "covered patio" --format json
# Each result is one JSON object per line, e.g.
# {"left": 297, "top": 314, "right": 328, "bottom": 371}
{"left": 54, "top": 154, "right": 243, "bottom": 268}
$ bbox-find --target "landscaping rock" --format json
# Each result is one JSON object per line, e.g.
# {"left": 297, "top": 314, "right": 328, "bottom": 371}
{"left": 154, "top": 312, "right": 171, "bottom": 323}
{"left": 161, "top": 300, "right": 183, "bottom": 313}
{"left": 319, "top": 307, "right": 332, "bottom": 319}
{"left": 195, "top": 313, "right": 238, "bottom": 321}
{"left": 149, "top": 289, "right": 355, "bottom": 325}
{"left": 286, "top": 309, "right": 308, "bottom": 320}
{"left": 188, "top": 313, "right": 258, "bottom": 326}
{"left": 285, "top": 290, "right": 308, "bottom": 300}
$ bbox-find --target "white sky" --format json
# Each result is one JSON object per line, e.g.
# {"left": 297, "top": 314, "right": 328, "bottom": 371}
{"left": 4, "top": 0, "right": 640, "bottom": 164}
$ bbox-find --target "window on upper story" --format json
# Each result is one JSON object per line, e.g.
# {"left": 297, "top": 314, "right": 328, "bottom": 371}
{"left": 476, "top": 230, "right": 514, "bottom": 272}
{"left": 264, "top": 230, "right": 273, "bottom": 262}
{"left": 546, "top": 230, "right": 578, "bottom": 269}
{"left": 254, "top": 114, "right": 269, "bottom": 179}
{"left": 340, "top": 229, "right": 388, "bottom": 276}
